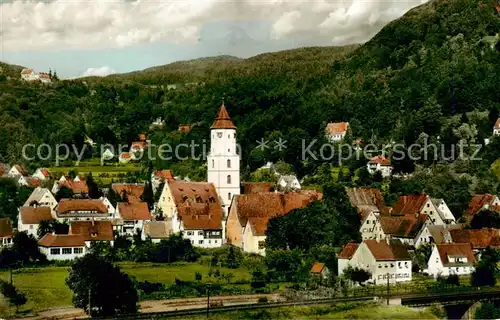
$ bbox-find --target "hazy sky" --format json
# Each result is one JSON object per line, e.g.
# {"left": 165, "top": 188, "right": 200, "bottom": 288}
{"left": 0, "top": 0, "right": 427, "bottom": 78}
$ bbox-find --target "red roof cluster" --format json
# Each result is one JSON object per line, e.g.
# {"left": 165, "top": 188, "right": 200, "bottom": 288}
{"left": 449, "top": 229, "right": 500, "bottom": 249}
{"left": 364, "top": 239, "right": 410, "bottom": 261}
{"left": 112, "top": 183, "right": 145, "bottom": 203}
{"left": 242, "top": 182, "right": 275, "bottom": 194}
{"left": 235, "top": 190, "right": 323, "bottom": 236}
{"left": 379, "top": 214, "right": 427, "bottom": 238}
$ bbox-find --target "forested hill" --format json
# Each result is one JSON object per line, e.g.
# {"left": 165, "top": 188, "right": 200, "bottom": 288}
{"left": 1, "top": 0, "right": 500, "bottom": 185}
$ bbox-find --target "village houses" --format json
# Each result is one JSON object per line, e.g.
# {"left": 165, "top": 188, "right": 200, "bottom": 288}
{"left": 0, "top": 219, "right": 13, "bottom": 248}
{"left": 23, "top": 187, "right": 58, "bottom": 212}
{"left": 38, "top": 234, "right": 86, "bottom": 261}
{"left": 426, "top": 243, "right": 476, "bottom": 278}
{"left": 366, "top": 155, "right": 393, "bottom": 178}
{"left": 338, "top": 239, "right": 412, "bottom": 285}
{"left": 142, "top": 221, "right": 172, "bottom": 243}
{"left": 226, "top": 190, "right": 322, "bottom": 255}
{"left": 325, "top": 122, "right": 350, "bottom": 143}
{"left": 115, "top": 202, "right": 152, "bottom": 237}
{"left": 18, "top": 207, "right": 55, "bottom": 238}
{"left": 69, "top": 220, "right": 114, "bottom": 247}
{"left": 55, "top": 199, "right": 112, "bottom": 222}
{"left": 33, "top": 168, "right": 51, "bottom": 181}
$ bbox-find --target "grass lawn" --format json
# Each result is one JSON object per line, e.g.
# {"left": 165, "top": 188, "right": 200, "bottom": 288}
{"left": 119, "top": 262, "right": 252, "bottom": 284}
{"left": 1, "top": 262, "right": 253, "bottom": 314}
{"left": 175, "top": 302, "right": 439, "bottom": 320}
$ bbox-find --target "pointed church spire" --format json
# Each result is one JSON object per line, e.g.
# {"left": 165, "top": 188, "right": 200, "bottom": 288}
{"left": 211, "top": 102, "right": 236, "bottom": 129}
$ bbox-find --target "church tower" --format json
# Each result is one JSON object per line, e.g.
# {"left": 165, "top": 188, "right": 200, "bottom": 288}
{"left": 207, "top": 103, "right": 240, "bottom": 213}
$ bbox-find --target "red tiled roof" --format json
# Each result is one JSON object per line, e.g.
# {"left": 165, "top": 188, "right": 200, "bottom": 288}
{"left": 242, "top": 182, "right": 275, "bottom": 194}
{"left": 436, "top": 243, "right": 476, "bottom": 266}
{"left": 154, "top": 170, "right": 174, "bottom": 181}
{"left": 338, "top": 242, "right": 359, "bottom": 259}
{"left": 364, "top": 240, "right": 395, "bottom": 261}
{"left": 0, "top": 219, "right": 13, "bottom": 238}
{"left": 20, "top": 207, "right": 54, "bottom": 224}
{"left": 39, "top": 73, "right": 51, "bottom": 79}
{"left": 449, "top": 229, "right": 500, "bottom": 249}
{"left": 325, "top": 122, "right": 349, "bottom": 135}
{"left": 70, "top": 220, "right": 114, "bottom": 241}
{"left": 117, "top": 202, "right": 151, "bottom": 221}
{"left": 40, "top": 169, "right": 51, "bottom": 177}
{"left": 38, "top": 233, "right": 85, "bottom": 247}
{"left": 57, "top": 199, "right": 108, "bottom": 215}
{"left": 112, "top": 183, "right": 145, "bottom": 203}
{"left": 211, "top": 104, "right": 236, "bottom": 129}
{"left": 379, "top": 214, "right": 427, "bottom": 238}
{"left": 347, "top": 188, "right": 387, "bottom": 214}
{"left": 168, "top": 181, "right": 223, "bottom": 230}
{"left": 364, "top": 239, "right": 410, "bottom": 261}
{"left": 465, "top": 194, "right": 496, "bottom": 216}
{"left": 14, "top": 165, "right": 29, "bottom": 176}
{"left": 392, "top": 194, "right": 427, "bottom": 216}
{"left": 58, "top": 179, "right": 89, "bottom": 194}
{"left": 310, "top": 262, "right": 326, "bottom": 274}
{"left": 368, "top": 155, "right": 391, "bottom": 166}
{"left": 138, "top": 134, "right": 147, "bottom": 142}
{"left": 26, "top": 177, "right": 41, "bottom": 188}
{"left": 235, "top": 190, "right": 323, "bottom": 236}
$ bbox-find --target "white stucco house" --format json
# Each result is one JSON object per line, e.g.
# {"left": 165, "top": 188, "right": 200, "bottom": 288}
{"left": 20, "top": 69, "right": 40, "bottom": 81}
{"left": 367, "top": 156, "right": 393, "bottom": 178}
{"left": 426, "top": 243, "right": 475, "bottom": 278}
{"left": 23, "top": 187, "right": 58, "bottom": 212}
{"left": 18, "top": 207, "right": 55, "bottom": 238}
{"left": 38, "top": 233, "right": 86, "bottom": 261}
{"left": 338, "top": 239, "right": 412, "bottom": 285}
{"left": 325, "top": 122, "right": 350, "bottom": 143}
{"left": 8, "top": 165, "right": 28, "bottom": 178}
{"left": 338, "top": 242, "right": 359, "bottom": 276}
{"left": 116, "top": 202, "right": 152, "bottom": 237}
{"left": 32, "top": 168, "right": 51, "bottom": 181}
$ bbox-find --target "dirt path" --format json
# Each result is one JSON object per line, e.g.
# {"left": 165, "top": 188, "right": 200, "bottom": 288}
{"left": 17, "top": 293, "right": 283, "bottom": 320}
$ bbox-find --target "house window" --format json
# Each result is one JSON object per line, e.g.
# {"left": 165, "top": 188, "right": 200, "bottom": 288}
{"left": 212, "top": 160, "right": 214, "bottom": 168}
{"left": 198, "top": 231, "right": 203, "bottom": 236}
{"left": 228, "top": 193, "right": 231, "bottom": 200}
{"left": 74, "top": 248, "right": 83, "bottom": 254}
{"left": 62, "top": 248, "right": 72, "bottom": 254}
{"left": 199, "top": 240, "right": 203, "bottom": 244}
{"left": 258, "top": 241, "right": 265, "bottom": 249}
{"left": 208, "top": 240, "right": 211, "bottom": 244}
{"left": 227, "top": 175, "right": 231, "bottom": 184}
{"left": 187, "top": 231, "right": 193, "bottom": 236}
{"left": 50, "top": 248, "right": 60, "bottom": 255}
{"left": 227, "top": 159, "right": 231, "bottom": 168}
{"left": 398, "top": 262, "right": 401, "bottom": 267}
{"left": 29, "top": 225, "right": 34, "bottom": 229}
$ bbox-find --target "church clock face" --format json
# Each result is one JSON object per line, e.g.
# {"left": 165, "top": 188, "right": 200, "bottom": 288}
{"left": 217, "top": 132, "right": 223, "bottom": 138}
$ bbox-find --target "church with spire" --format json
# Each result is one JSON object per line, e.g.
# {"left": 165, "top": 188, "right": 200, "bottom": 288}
{"left": 207, "top": 103, "right": 241, "bottom": 214}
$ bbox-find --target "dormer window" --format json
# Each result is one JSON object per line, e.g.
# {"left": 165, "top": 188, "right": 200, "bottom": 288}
{"left": 91, "top": 232, "right": 97, "bottom": 238}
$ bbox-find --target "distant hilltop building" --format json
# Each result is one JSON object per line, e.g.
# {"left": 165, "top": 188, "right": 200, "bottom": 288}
{"left": 20, "top": 68, "right": 52, "bottom": 83}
